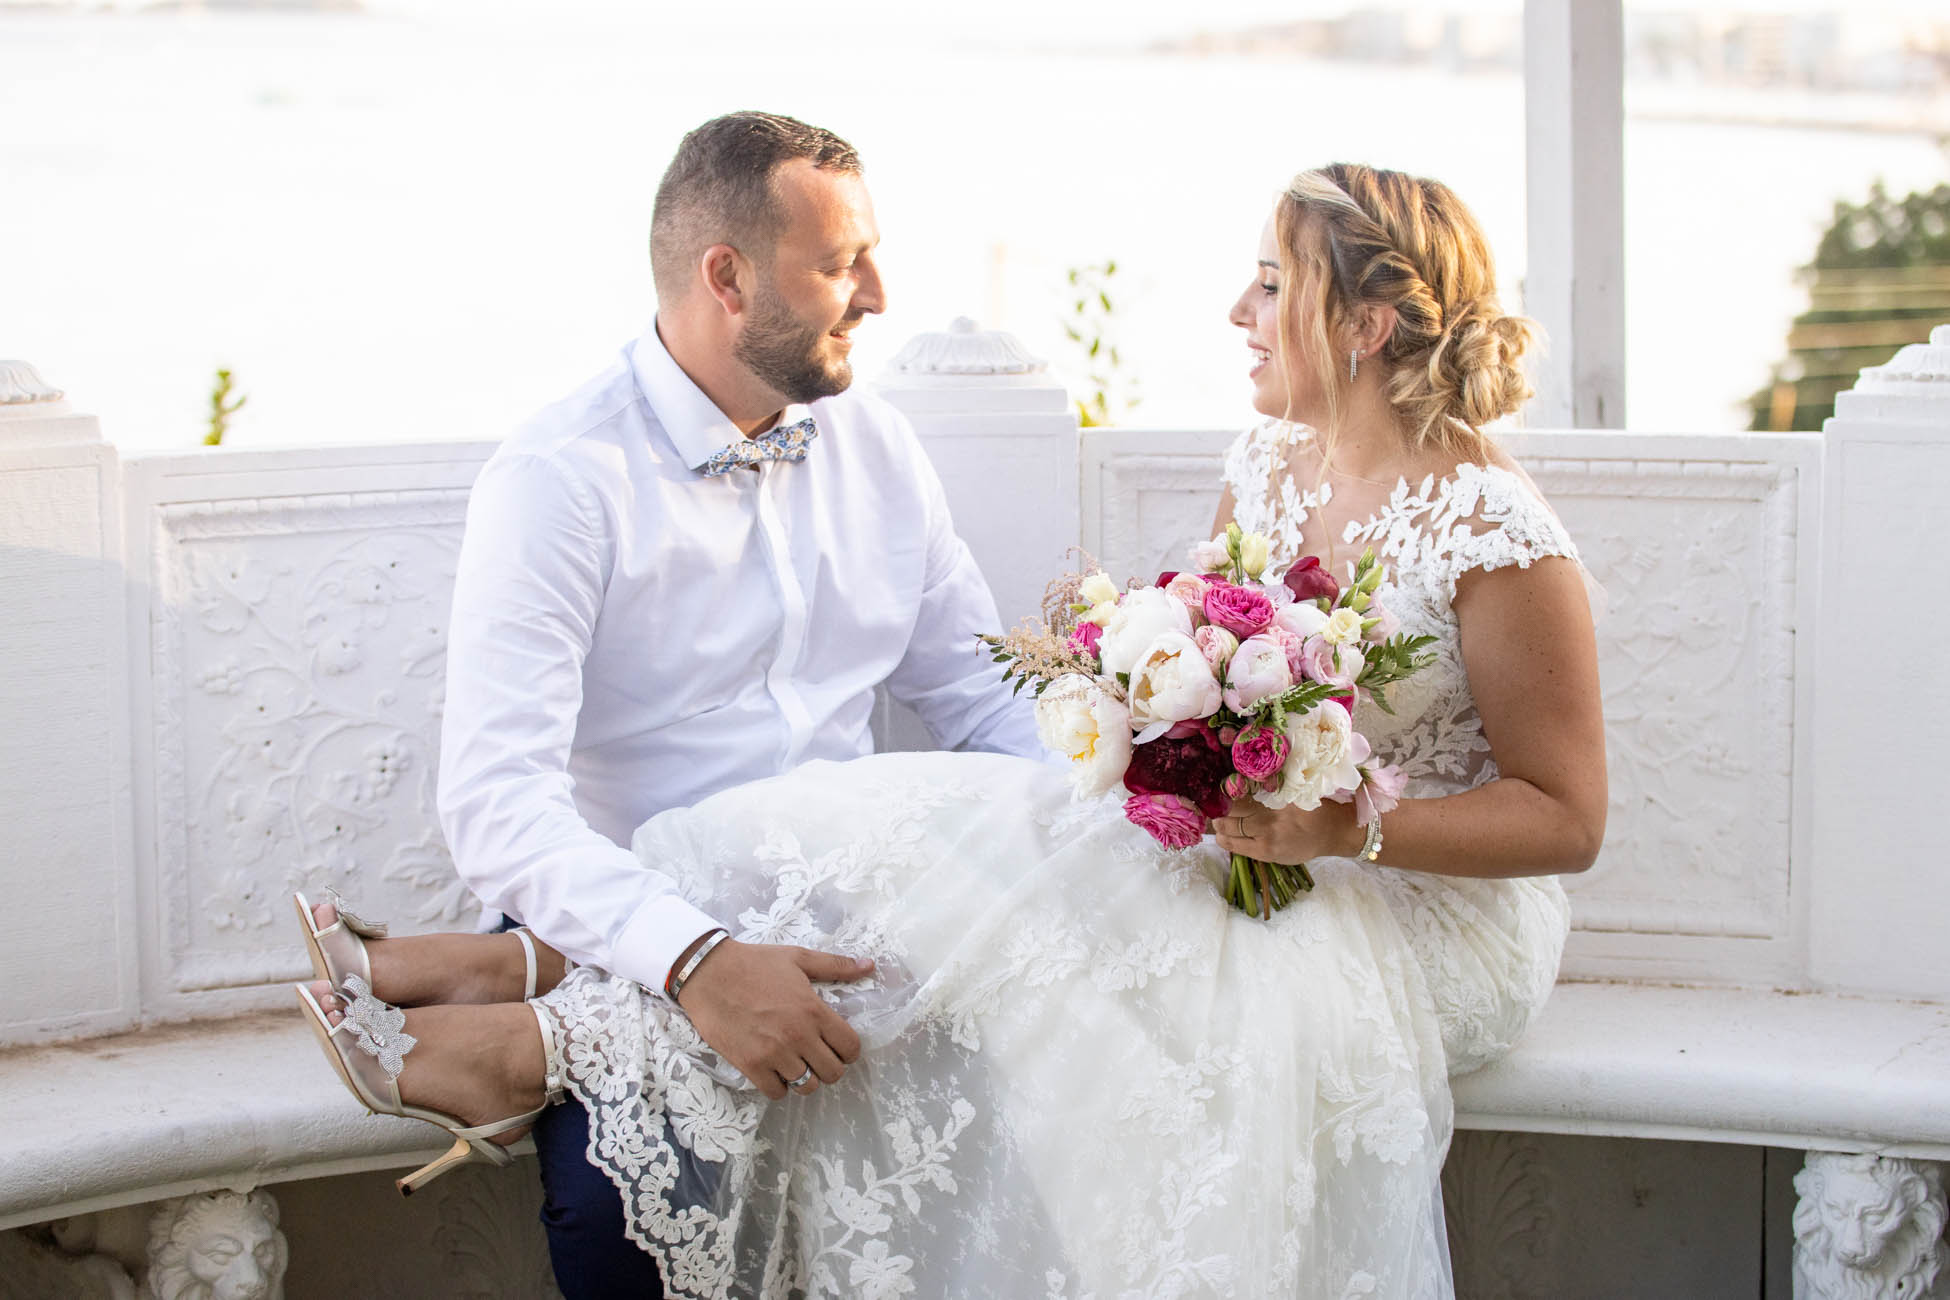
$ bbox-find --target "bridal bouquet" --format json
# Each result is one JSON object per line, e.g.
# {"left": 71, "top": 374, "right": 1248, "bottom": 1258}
{"left": 983, "top": 525, "right": 1434, "bottom": 917}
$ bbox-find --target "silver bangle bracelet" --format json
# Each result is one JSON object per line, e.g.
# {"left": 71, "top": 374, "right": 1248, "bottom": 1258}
{"left": 1358, "top": 816, "right": 1384, "bottom": 863}
{"left": 668, "top": 928, "right": 730, "bottom": 1001}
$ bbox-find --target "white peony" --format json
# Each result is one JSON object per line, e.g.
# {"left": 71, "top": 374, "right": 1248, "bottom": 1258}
{"left": 1034, "top": 674, "right": 1133, "bottom": 798}
{"left": 1257, "top": 701, "right": 1364, "bottom": 811}
{"left": 1127, "top": 632, "right": 1223, "bottom": 740}
{"left": 1097, "top": 587, "right": 1194, "bottom": 679}
{"left": 1275, "top": 599, "right": 1329, "bottom": 640}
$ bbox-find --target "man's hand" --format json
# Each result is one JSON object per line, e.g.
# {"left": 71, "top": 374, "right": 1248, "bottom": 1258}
{"left": 674, "top": 939, "right": 874, "bottom": 1100}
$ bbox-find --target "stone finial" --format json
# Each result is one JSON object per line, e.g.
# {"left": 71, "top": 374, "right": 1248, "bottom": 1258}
{"left": 1829, "top": 322, "right": 1950, "bottom": 429}
{"left": 1852, "top": 324, "right": 1950, "bottom": 394}
{"left": 885, "top": 317, "right": 1048, "bottom": 380}
{"left": 1791, "top": 1152, "right": 1946, "bottom": 1300}
{"left": 0, "top": 359, "right": 70, "bottom": 416}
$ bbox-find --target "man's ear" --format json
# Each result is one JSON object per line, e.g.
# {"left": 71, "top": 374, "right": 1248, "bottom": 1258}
{"left": 700, "top": 244, "right": 747, "bottom": 318}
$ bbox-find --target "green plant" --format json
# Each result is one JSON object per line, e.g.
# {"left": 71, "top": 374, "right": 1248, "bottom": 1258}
{"left": 204, "top": 367, "right": 246, "bottom": 446}
{"left": 1747, "top": 181, "right": 1950, "bottom": 431}
{"left": 1060, "top": 261, "right": 1141, "bottom": 427}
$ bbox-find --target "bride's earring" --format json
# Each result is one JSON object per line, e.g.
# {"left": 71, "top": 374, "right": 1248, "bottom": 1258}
{"left": 1349, "top": 349, "right": 1362, "bottom": 382}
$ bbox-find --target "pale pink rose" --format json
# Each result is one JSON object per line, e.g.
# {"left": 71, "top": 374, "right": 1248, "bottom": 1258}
{"left": 1123, "top": 792, "right": 1207, "bottom": 849}
{"left": 1230, "top": 724, "right": 1292, "bottom": 782}
{"left": 1193, "top": 624, "right": 1240, "bottom": 674}
{"left": 1297, "top": 635, "right": 1365, "bottom": 691}
{"left": 1203, "top": 583, "right": 1275, "bottom": 639}
{"left": 1266, "top": 625, "right": 1307, "bottom": 677}
{"left": 1189, "top": 537, "right": 1232, "bottom": 573}
{"left": 1127, "top": 632, "right": 1224, "bottom": 739}
{"left": 1222, "top": 633, "right": 1293, "bottom": 713}
{"left": 1164, "top": 572, "right": 1211, "bottom": 621}
{"left": 1248, "top": 580, "right": 1294, "bottom": 611}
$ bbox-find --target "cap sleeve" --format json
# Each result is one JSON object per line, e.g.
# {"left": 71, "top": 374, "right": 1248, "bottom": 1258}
{"left": 1432, "top": 463, "right": 1582, "bottom": 599}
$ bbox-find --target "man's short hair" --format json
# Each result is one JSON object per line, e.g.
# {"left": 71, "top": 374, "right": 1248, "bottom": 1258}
{"left": 649, "top": 112, "right": 863, "bottom": 303}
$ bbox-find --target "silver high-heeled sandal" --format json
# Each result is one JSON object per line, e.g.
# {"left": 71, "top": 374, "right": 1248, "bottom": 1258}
{"left": 295, "top": 975, "right": 564, "bottom": 1196}
{"left": 293, "top": 890, "right": 544, "bottom": 999}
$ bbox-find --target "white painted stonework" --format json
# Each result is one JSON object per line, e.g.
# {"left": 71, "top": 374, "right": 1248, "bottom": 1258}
{"left": 4, "top": 324, "right": 1949, "bottom": 1294}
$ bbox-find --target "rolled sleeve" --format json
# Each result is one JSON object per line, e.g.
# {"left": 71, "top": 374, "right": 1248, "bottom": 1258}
{"left": 438, "top": 453, "right": 718, "bottom": 992}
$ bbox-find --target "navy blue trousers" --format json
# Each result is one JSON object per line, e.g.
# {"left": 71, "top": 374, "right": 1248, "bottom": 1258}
{"left": 496, "top": 916, "right": 665, "bottom": 1299}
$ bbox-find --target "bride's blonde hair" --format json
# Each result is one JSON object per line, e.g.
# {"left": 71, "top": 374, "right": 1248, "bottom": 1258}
{"left": 1275, "top": 164, "right": 1537, "bottom": 464}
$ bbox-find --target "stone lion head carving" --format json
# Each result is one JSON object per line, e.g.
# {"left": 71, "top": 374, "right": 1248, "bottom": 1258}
{"left": 143, "top": 1191, "right": 288, "bottom": 1300}
{"left": 1791, "top": 1154, "right": 1947, "bottom": 1299}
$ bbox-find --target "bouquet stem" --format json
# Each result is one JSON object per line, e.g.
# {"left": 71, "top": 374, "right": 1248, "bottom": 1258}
{"left": 1224, "top": 852, "right": 1316, "bottom": 918}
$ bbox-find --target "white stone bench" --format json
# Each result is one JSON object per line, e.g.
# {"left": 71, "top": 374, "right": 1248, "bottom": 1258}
{"left": 7, "top": 982, "right": 1947, "bottom": 1294}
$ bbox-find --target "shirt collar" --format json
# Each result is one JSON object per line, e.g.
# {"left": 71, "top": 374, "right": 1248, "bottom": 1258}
{"left": 631, "top": 321, "right": 815, "bottom": 473}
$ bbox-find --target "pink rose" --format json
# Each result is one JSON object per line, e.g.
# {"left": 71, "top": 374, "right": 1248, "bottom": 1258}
{"left": 1221, "top": 772, "right": 1252, "bottom": 801}
{"left": 1123, "top": 792, "right": 1207, "bottom": 850}
{"left": 1266, "top": 625, "right": 1307, "bottom": 677}
{"left": 1231, "top": 724, "right": 1292, "bottom": 782}
{"left": 1203, "top": 583, "right": 1275, "bottom": 638}
{"left": 1364, "top": 600, "right": 1401, "bottom": 643}
{"left": 1297, "top": 635, "right": 1365, "bottom": 691}
{"left": 1164, "top": 572, "right": 1211, "bottom": 621}
{"left": 1067, "top": 620, "right": 1103, "bottom": 658}
{"left": 1282, "top": 555, "right": 1340, "bottom": 605}
{"left": 1223, "top": 633, "right": 1293, "bottom": 713}
{"left": 1193, "top": 624, "right": 1240, "bottom": 674}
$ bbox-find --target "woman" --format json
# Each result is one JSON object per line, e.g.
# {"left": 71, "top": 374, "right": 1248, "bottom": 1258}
{"left": 297, "top": 163, "right": 1604, "bottom": 1299}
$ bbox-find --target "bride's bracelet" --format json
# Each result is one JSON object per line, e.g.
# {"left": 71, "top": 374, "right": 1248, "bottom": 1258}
{"left": 1358, "top": 815, "right": 1384, "bottom": 863}
{"left": 666, "top": 927, "right": 730, "bottom": 1001}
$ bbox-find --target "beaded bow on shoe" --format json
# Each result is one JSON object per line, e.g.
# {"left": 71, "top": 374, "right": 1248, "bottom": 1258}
{"left": 700, "top": 417, "right": 818, "bottom": 477}
{"left": 341, "top": 974, "right": 416, "bottom": 1078}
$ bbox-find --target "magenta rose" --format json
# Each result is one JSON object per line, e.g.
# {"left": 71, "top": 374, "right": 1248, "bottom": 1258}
{"left": 1202, "top": 583, "right": 1275, "bottom": 638}
{"left": 1123, "top": 723, "right": 1233, "bottom": 819}
{"left": 1230, "top": 724, "right": 1292, "bottom": 782}
{"left": 1123, "top": 792, "right": 1207, "bottom": 849}
{"left": 1283, "top": 555, "right": 1340, "bottom": 605}
{"left": 1066, "top": 620, "right": 1103, "bottom": 658}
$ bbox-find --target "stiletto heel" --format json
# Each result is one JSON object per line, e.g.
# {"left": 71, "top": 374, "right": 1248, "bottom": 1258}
{"left": 295, "top": 977, "right": 563, "bottom": 1197}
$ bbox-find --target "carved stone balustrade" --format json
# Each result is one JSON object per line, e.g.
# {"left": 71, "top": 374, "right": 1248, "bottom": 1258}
{"left": 4, "top": 325, "right": 1949, "bottom": 1293}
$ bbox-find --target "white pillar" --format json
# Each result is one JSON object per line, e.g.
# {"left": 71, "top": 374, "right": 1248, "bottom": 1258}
{"left": 1807, "top": 326, "right": 1950, "bottom": 999}
{"left": 869, "top": 319, "right": 1079, "bottom": 752}
{"left": 876, "top": 318, "right": 1080, "bottom": 629}
{"left": 1524, "top": 0, "right": 1626, "bottom": 428}
{"left": 0, "top": 363, "right": 139, "bottom": 1046}
{"left": 1791, "top": 1152, "right": 1947, "bottom": 1299}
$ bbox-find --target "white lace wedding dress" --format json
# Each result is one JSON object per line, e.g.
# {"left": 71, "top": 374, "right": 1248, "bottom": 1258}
{"left": 534, "top": 420, "right": 1577, "bottom": 1299}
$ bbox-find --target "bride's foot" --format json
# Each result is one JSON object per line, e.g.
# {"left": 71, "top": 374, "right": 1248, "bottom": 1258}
{"left": 303, "top": 980, "right": 549, "bottom": 1151}
{"left": 307, "top": 898, "right": 567, "bottom": 1007}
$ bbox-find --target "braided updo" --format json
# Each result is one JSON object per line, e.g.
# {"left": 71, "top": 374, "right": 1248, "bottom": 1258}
{"left": 1276, "top": 164, "right": 1536, "bottom": 460}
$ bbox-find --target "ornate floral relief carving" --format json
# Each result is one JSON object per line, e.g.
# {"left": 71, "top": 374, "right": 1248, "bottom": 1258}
{"left": 1093, "top": 454, "right": 1230, "bottom": 587}
{"left": 143, "top": 1191, "right": 289, "bottom": 1300}
{"left": 430, "top": 1162, "right": 563, "bottom": 1299}
{"left": 1529, "top": 459, "right": 1800, "bottom": 940}
{"left": 1441, "top": 1131, "right": 1557, "bottom": 1299}
{"left": 1792, "top": 1152, "right": 1948, "bottom": 1300}
{"left": 153, "top": 491, "right": 476, "bottom": 994}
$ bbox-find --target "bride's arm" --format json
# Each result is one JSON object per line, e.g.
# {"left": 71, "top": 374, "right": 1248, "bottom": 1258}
{"left": 1218, "top": 555, "right": 1606, "bottom": 878}
{"left": 1209, "top": 486, "right": 1238, "bottom": 539}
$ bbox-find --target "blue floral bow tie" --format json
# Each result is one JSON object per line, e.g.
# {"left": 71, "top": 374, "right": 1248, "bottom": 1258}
{"left": 700, "top": 417, "right": 818, "bottom": 477}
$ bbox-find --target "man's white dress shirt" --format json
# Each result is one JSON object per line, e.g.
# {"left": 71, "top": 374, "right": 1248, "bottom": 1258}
{"left": 438, "top": 325, "right": 1042, "bottom": 995}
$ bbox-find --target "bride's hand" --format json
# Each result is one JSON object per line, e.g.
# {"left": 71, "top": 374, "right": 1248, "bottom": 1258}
{"left": 675, "top": 939, "right": 875, "bottom": 1101}
{"left": 1212, "top": 800, "right": 1363, "bottom": 866}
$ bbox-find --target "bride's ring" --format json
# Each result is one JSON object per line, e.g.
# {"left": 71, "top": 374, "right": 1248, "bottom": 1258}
{"left": 1229, "top": 817, "right": 1252, "bottom": 838}
{"left": 785, "top": 1067, "right": 816, "bottom": 1090}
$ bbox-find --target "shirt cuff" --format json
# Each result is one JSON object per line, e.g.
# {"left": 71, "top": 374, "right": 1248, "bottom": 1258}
{"left": 610, "top": 893, "right": 725, "bottom": 996}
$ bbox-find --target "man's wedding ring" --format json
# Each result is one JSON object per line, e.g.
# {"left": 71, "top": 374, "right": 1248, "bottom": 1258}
{"left": 786, "top": 1067, "right": 816, "bottom": 1090}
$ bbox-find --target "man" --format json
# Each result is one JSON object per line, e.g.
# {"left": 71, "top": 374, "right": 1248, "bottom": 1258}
{"left": 436, "top": 112, "right": 1041, "bottom": 1296}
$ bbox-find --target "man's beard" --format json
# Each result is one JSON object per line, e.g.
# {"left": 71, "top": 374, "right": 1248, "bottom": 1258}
{"left": 733, "top": 288, "right": 853, "bottom": 404}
